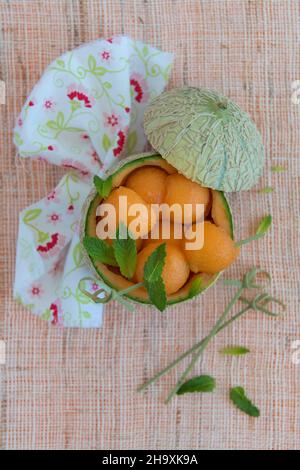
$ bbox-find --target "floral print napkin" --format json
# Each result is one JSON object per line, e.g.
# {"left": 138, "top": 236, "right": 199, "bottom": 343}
{"left": 13, "top": 36, "right": 173, "bottom": 327}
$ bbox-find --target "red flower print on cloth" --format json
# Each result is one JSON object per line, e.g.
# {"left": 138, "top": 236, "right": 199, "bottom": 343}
{"left": 27, "top": 98, "right": 35, "bottom": 107}
{"left": 36, "top": 233, "right": 66, "bottom": 259}
{"left": 81, "top": 133, "right": 90, "bottom": 141}
{"left": 61, "top": 159, "right": 90, "bottom": 177}
{"left": 100, "top": 50, "right": 113, "bottom": 63}
{"left": 43, "top": 98, "right": 56, "bottom": 112}
{"left": 67, "top": 204, "right": 75, "bottom": 213}
{"left": 130, "top": 73, "right": 150, "bottom": 103}
{"left": 45, "top": 188, "right": 60, "bottom": 205}
{"left": 102, "top": 51, "right": 110, "bottom": 60}
{"left": 49, "top": 299, "right": 63, "bottom": 326}
{"left": 28, "top": 283, "right": 43, "bottom": 298}
{"left": 47, "top": 212, "right": 61, "bottom": 225}
{"left": 103, "top": 111, "right": 123, "bottom": 130}
{"left": 113, "top": 130, "right": 126, "bottom": 157}
{"left": 67, "top": 83, "right": 94, "bottom": 109}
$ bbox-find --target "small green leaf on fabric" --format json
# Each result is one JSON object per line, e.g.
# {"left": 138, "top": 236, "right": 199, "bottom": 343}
{"left": 57, "top": 111, "right": 64, "bottom": 127}
{"left": 220, "top": 346, "right": 250, "bottom": 355}
{"left": 188, "top": 277, "right": 203, "bottom": 298}
{"left": 126, "top": 131, "right": 138, "bottom": 154}
{"left": 236, "top": 216, "right": 272, "bottom": 247}
{"left": 113, "top": 224, "right": 137, "bottom": 279}
{"left": 73, "top": 242, "right": 84, "bottom": 268}
{"left": 83, "top": 236, "right": 117, "bottom": 266}
{"left": 271, "top": 165, "right": 286, "bottom": 173}
{"left": 229, "top": 386, "right": 260, "bottom": 417}
{"left": 64, "top": 126, "right": 84, "bottom": 133}
{"left": 177, "top": 375, "right": 216, "bottom": 395}
{"left": 46, "top": 120, "right": 59, "bottom": 130}
{"left": 102, "top": 133, "right": 111, "bottom": 152}
{"left": 94, "top": 67, "right": 106, "bottom": 76}
{"left": 256, "top": 215, "right": 272, "bottom": 236}
{"left": 56, "top": 59, "right": 65, "bottom": 67}
{"left": 82, "top": 311, "right": 92, "bottom": 318}
{"left": 23, "top": 208, "right": 42, "bottom": 223}
{"left": 88, "top": 54, "right": 97, "bottom": 71}
{"left": 259, "top": 186, "right": 274, "bottom": 194}
{"left": 14, "top": 132, "right": 24, "bottom": 146}
{"left": 93, "top": 175, "right": 112, "bottom": 198}
{"left": 75, "top": 286, "right": 92, "bottom": 304}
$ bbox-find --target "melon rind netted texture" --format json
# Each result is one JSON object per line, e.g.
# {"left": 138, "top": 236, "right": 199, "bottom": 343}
{"left": 144, "top": 87, "right": 265, "bottom": 192}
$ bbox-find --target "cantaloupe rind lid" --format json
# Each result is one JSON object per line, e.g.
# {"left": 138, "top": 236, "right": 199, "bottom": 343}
{"left": 143, "top": 87, "right": 265, "bottom": 192}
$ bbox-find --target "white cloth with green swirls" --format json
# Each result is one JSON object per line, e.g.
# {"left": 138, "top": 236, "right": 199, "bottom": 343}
{"left": 13, "top": 36, "right": 173, "bottom": 327}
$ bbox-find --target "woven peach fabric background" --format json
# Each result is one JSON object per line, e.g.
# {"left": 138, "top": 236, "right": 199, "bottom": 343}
{"left": 1, "top": 0, "right": 299, "bottom": 450}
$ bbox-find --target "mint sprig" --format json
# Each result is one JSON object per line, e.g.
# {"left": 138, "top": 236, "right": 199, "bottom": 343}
{"left": 177, "top": 375, "right": 216, "bottom": 395}
{"left": 236, "top": 215, "right": 272, "bottom": 246}
{"left": 113, "top": 224, "right": 137, "bottom": 279}
{"left": 220, "top": 346, "right": 250, "bottom": 355}
{"left": 83, "top": 236, "right": 118, "bottom": 266}
{"left": 82, "top": 237, "right": 168, "bottom": 312}
{"left": 93, "top": 175, "right": 112, "bottom": 198}
{"left": 138, "top": 267, "right": 285, "bottom": 406}
{"left": 230, "top": 386, "right": 260, "bottom": 417}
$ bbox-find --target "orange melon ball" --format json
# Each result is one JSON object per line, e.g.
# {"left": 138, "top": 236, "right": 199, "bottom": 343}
{"left": 134, "top": 242, "right": 190, "bottom": 295}
{"left": 99, "top": 186, "right": 157, "bottom": 239}
{"left": 142, "top": 220, "right": 183, "bottom": 249}
{"left": 163, "top": 173, "right": 210, "bottom": 223}
{"left": 183, "top": 221, "right": 239, "bottom": 274}
{"left": 125, "top": 166, "right": 168, "bottom": 204}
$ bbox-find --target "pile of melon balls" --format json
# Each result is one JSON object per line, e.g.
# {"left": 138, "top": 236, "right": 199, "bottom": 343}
{"left": 100, "top": 166, "right": 239, "bottom": 295}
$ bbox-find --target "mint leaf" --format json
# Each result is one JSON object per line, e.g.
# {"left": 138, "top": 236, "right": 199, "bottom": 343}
{"left": 23, "top": 208, "right": 42, "bottom": 223}
{"left": 259, "top": 186, "right": 274, "bottom": 194}
{"left": 127, "top": 130, "right": 138, "bottom": 154}
{"left": 113, "top": 224, "right": 137, "bottom": 279}
{"left": 256, "top": 215, "right": 272, "bottom": 236}
{"left": 177, "top": 375, "right": 216, "bottom": 395}
{"left": 229, "top": 386, "right": 260, "bottom": 417}
{"left": 93, "top": 175, "right": 112, "bottom": 198}
{"left": 144, "top": 243, "right": 166, "bottom": 283}
{"left": 102, "top": 133, "right": 111, "bottom": 152}
{"left": 237, "top": 215, "right": 272, "bottom": 247}
{"left": 271, "top": 165, "right": 286, "bottom": 173}
{"left": 88, "top": 54, "right": 97, "bottom": 71}
{"left": 188, "top": 277, "right": 203, "bottom": 298}
{"left": 146, "top": 279, "right": 167, "bottom": 312}
{"left": 73, "top": 242, "right": 84, "bottom": 268}
{"left": 83, "top": 236, "right": 118, "bottom": 266}
{"left": 143, "top": 243, "right": 167, "bottom": 311}
{"left": 220, "top": 346, "right": 250, "bottom": 355}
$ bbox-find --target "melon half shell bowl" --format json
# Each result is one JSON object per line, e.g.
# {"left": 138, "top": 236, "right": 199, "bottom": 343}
{"left": 80, "top": 87, "right": 264, "bottom": 308}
